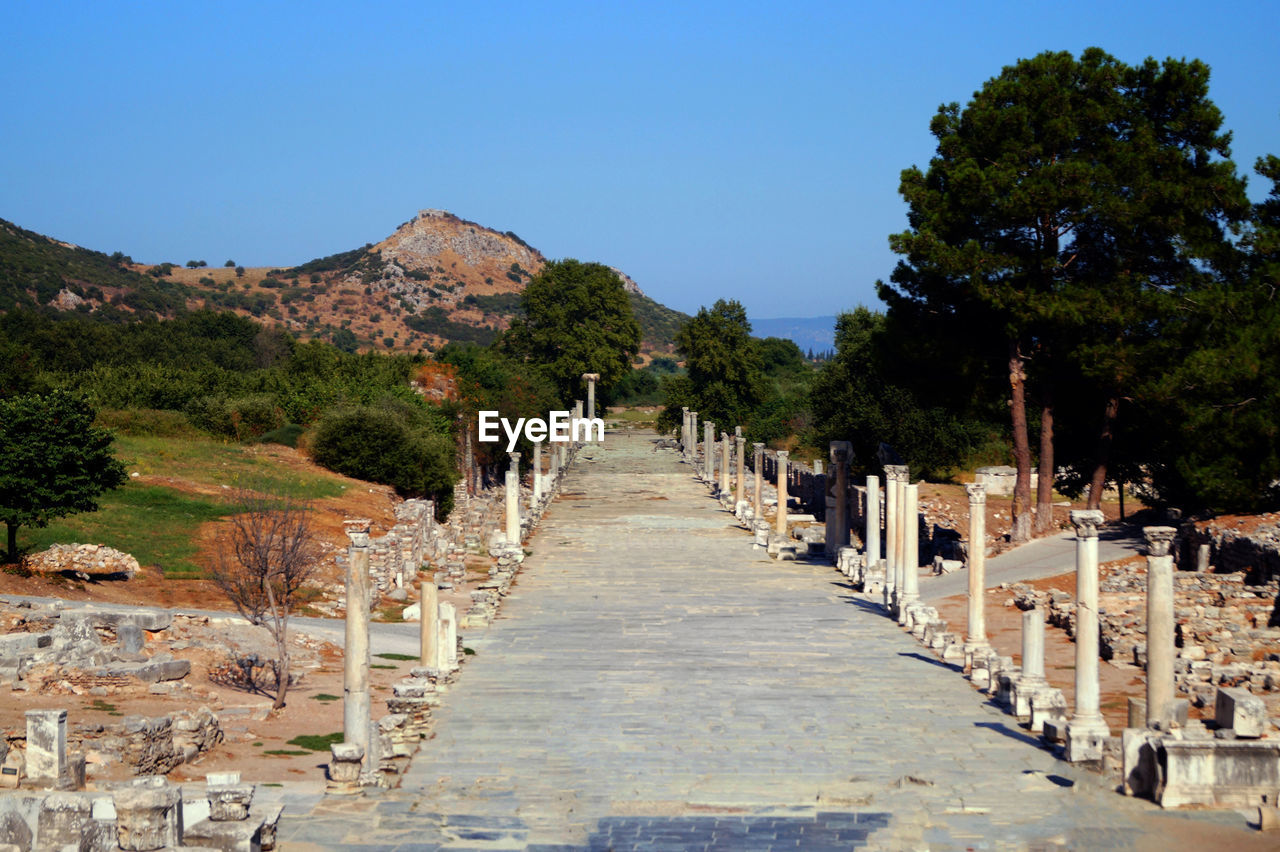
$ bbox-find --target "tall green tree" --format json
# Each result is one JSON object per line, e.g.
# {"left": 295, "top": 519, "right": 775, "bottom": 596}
{"left": 881, "top": 48, "right": 1247, "bottom": 539}
{"left": 661, "top": 299, "right": 765, "bottom": 436}
{"left": 500, "top": 259, "right": 640, "bottom": 405}
{"left": 0, "top": 391, "right": 128, "bottom": 559}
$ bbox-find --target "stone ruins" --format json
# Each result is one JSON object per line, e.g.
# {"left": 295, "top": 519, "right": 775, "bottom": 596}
{"left": 676, "top": 425, "right": 1280, "bottom": 816}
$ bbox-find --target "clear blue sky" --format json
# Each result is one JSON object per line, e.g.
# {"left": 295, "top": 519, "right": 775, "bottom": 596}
{"left": 3, "top": 1, "right": 1276, "bottom": 318}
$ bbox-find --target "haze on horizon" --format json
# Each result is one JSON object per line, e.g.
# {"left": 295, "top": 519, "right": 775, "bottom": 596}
{"left": 3, "top": 1, "right": 1277, "bottom": 319}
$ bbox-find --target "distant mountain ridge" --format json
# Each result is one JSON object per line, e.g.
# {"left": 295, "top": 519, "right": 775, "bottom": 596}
{"left": 0, "top": 212, "right": 685, "bottom": 355}
{"left": 750, "top": 315, "right": 837, "bottom": 353}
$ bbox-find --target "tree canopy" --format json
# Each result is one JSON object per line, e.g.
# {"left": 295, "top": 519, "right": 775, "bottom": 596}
{"left": 500, "top": 259, "right": 640, "bottom": 406}
{"left": 0, "top": 390, "right": 128, "bottom": 559}
{"left": 880, "top": 47, "right": 1249, "bottom": 535}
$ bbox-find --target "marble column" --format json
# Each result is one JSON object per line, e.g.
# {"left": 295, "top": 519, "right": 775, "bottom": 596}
{"left": 752, "top": 442, "right": 764, "bottom": 519}
{"left": 342, "top": 519, "right": 373, "bottom": 770}
{"left": 965, "top": 483, "right": 990, "bottom": 655}
{"left": 894, "top": 468, "right": 908, "bottom": 607}
{"left": 532, "top": 439, "right": 544, "bottom": 504}
{"left": 898, "top": 482, "right": 920, "bottom": 616}
{"left": 439, "top": 602, "right": 458, "bottom": 670}
{"left": 420, "top": 579, "right": 439, "bottom": 669}
{"left": 1065, "top": 509, "right": 1111, "bottom": 761}
{"left": 681, "top": 408, "right": 690, "bottom": 459}
{"left": 505, "top": 452, "right": 521, "bottom": 546}
{"left": 1145, "top": 525, "right": 1177, "bottom": 729}
{"left": 704, "top": 421, "right": 715, "bottom": 481}
{"left": 1013, "top": 607, "right": 1048, "bottom": 715}
{"left": 582, "top": 373, "right": 600, "bottom": 420}
{"left": 734, "top": 433, "right": 746, "bottom": 508}
{"left": 775, "top": 450, "right": 790, "bottom": 535}
{"left": 865, "top": 475, "right": 881, "bottom": 568}
{"left": 549, "top": 439, "right": 561, "bottom": 484}
{"left": 573, "top": 400, "right": 584, "bottom": 444}
{"left": 883, "top": 465, "right": 906, "bottom": 607}
{"left": 689, "top": 412, "right": 698, "bottom": 466}
{"left": 720, "top": 432, "right": 731, "bottom": 495}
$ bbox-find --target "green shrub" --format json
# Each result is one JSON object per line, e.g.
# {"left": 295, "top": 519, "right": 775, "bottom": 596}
{"left": 258, "top": 423, "right": 305, "bottom": 448}
{"left": 95, "top": 408, "right": 200, "bottom": 438}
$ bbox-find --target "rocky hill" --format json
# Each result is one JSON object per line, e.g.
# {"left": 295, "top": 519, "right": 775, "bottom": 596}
{"left": 0, "top": 211, "right": 685, "bottom": 355}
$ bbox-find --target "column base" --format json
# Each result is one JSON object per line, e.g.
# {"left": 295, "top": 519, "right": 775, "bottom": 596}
{"left": 896, "top": 593, "right": 919, "bottom": 624}
{"left": 1065, "top": 716, "right": 1112, "bottom": 763}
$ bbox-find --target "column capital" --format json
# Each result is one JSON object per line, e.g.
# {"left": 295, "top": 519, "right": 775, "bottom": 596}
{"left": 734, "top": 434, "right": 745, "bottom": 447}
{"left": 682, "top": 406, "right": 689, "bottom": 414}
{"left": 343, "top": 518, "right": 372, "bottom": 547}
{"left": 752, "top": 442, "right": 764, "bottom": 453}
{"left": 776, "top": 450, "right": 789, "bottom": 462}
{"left": 581, "top": 372, "right": 600, "bottom": 382}
{"left": 509, "top": 451, "right": 521, "bottom": 464}
{"left": 1070, "top": 509, "right": 1105, "bottom": 539}
{"left": 1143, "top": 525, "right": 1177, "bottom": 557}
{"left": 884, "top": 464, "right": 908, "bottom": 482}
{"left": 965, "top": 482, "right": 987, "bottom": 505}
{"left": 721, "top": 431, "right": 730, "bottom": 441}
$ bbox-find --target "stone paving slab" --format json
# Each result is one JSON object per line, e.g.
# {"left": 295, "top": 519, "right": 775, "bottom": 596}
{"left": 277, "top": 432, "right": 1266, "bottom": 850}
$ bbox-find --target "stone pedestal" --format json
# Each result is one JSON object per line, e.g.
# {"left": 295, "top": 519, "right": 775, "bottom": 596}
{"left": 964, "top": 483, "right": 990, "bottom": 658}
{"left": 37, "top": 793, "right": 94, "bottom": 850}
{"left": 327, "top": 742, "right": 364, "bottom": 793}
{"left": 1065, "top": 509, "right": 1111, "bottom": 762}
{"left": 24, "top": 708, "right": 70, "bottom": 789}
{"left": 775, "top": 451, "right": 790, "bottom": 535}
{"left": 440, "top": 602, "right": 458, "bottom": 670}
{"left": 342, "top": 519, "right": 373, "bottom": 772}
{"left": 420, "top": 580, "right": 439, "bottom": 669}
{"left": 1145, "top": 525, "right": 1177, "bottom": 729}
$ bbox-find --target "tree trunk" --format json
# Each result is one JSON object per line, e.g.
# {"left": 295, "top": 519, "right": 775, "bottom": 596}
{"left": 273, "top": 642, "right": 290, "bottom": 711}
{"left": 1086, "top": 395, "right": 1121, "bottom": 510}
{"left": 1009, "top": 340, "right": 1033, "bottom": 543}
{"left": 1035, "top": 389, "right": 1055, "bottom": 534}
{"left": 4, "top": 522, "right": 17, "bottom": 562}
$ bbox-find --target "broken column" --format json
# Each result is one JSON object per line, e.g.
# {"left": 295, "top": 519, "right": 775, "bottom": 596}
{"left": 532, "top": 439, "right": 544, "bottom": 504}
{"left": 720, "top": 431, "right": 731, "bottom": 496}
{"left": 775, "top": 450, "right": 790, "bottom": 535}
{"left": 1065, "top": 509, "right": 1111, "bottom": 762}
{"left": 342, "top": 519, "right": 373, "bottom": 771}
{"left": 704, "top": 421, "right": 715, "bottom": 481}
{"left": 420, "top": 578, "right": 439, "bottom": 670}
{"left": 582, "top": 372, "right": 600, "bottom": 420}
{"left": 964, "top": 482, "right": 990, "bottom": 657}
{"left": 681, "top": 408, "right": 691, "bottom": 459}
{"left": 505, "top": 451, "right": 521, "bottom": 546}
{"left": 1013, "top": 608, "right": 1048, "bottom": 716}
{"left": 1145, "top": 525, "right": 1177, "bottom": 729}
{"left": 827, "top": 442, "right": 851, "bottom": 558}
{"left": 734, "top": 430, "right": 746, "bottom": 509}
{"left": 24, "top": 709, "right": 70, "bottom": 789}
{"left": 113, "top": 777, "right": 183, "bottom": 851}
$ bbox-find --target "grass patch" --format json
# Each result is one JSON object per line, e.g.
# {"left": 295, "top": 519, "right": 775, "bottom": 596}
{"left": 371, "top": 663, "right": 397, "bottom": 669}
{"left": 252, "top": 742, "right": 264, "bottom": 747}
{"left": 113, "top": 434, "right": 348, "bottom": 500}
{"left": 310, "top": 693, "right": 341, "bottom": 702}
{"left": 22, "top": 483, "right": 230, "bottom": 578}
{"left": 374, "top": 653, "right": 416, "bottom": 661}
{"left": 264, "top": 749, "right": 310, "bottom": 756}
{"left": 463, "top": 647, "right": 475, "bottom": 656}
{"left": 286, "top": 731, "right": 344, "bottom": 752}
{"left": 87, "top": 698, "right": 122, "bottom": 716}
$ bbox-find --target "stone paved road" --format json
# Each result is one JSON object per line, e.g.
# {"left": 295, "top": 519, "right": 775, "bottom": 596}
{"left": 276, "top": 432, "right": 1263, "bottom": 850}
